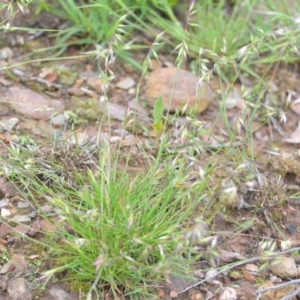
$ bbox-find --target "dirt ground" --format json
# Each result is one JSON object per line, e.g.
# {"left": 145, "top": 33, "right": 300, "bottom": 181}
{"left": 1, "top": 6, "right": 300, "bottom": 300}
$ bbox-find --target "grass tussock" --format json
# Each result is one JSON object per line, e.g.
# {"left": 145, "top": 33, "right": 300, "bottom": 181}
{"left": 1, "top": 138, "right": 208, "bottom": 298}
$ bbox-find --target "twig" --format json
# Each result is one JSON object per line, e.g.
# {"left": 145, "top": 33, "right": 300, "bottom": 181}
{"left": 270, "top": 116, "right": 288, "bottom": 138}
{"left": 177, "top": 247, "right": 300, "bottom": 295}
{"left": 281, "top": 287, "right": 300, "bottom": 300}
{"left": 256, "top": 279, "right": 300, "bottom": 300}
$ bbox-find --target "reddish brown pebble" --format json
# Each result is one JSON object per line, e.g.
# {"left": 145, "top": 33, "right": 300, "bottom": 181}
{"left": 146, "top": 68, "right": 213, "bottom": 113}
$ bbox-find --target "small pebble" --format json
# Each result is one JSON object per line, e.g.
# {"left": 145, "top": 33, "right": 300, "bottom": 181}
{"left": 17, "top": 200, "right": 30, "bottom": 209}
{"left": 11, "top": 215, "right": 31, "bottom": 223}
{"left": 224, "top": 95, "right": 239, "bottom": 109}
{"left": 0, "top": 199, "right": 9, "bottom": 208}
{"left": 128, "top": 87, "right": 136, "bottom": 95}
{"left": 67, "top": 87, "right": 85, "bottom": 96}
{"left": 28, "top": 211, "right": 37, "bottom": 218}
{"left": 116, "top": 77, "right": 135, "bottom": 90}
{"left": 40, "top": 204, "right": 55, "bottom": 214}
{"left": 270, "top": 257, "right": 298, "bottom": 278}
{"left": 146, "top": 68, "right": 213, "bottom": 113}
{"left": 110, "top": 136, "right": 122, "bottom": 143}
{"left": 286, "top": 223, "right": 297, "bottom": 234}
{"left": 0, "top": 47, "right": 14, "bottom": 60}
{"left": 50, "top": 113, "right": 66, "bottom": 129}
{"left": 0, "top": 263, "right": 12, "bottom": 275}
{"left": 29, "top": 255, "right": 39, "bottom": 260}
{"left": 205, "top": 269, "right": 219, "bottom": 281}
{"left": 125, "top": 134, "right": 135, "bottom": 140}
{"left": 245, "top": 264, "right": 258, "bottom": 275}
{"left": 1, "top": 208, "right": 11, "bottom": 217}
{"left": 113, "top": 129, "right": 129, "bottom": 137}
{"left": 87, "top": 77, "right": 103, "bottom": 93}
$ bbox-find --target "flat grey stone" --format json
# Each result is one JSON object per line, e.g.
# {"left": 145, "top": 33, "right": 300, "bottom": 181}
{"left": 7, "top": 278, "right": 32, "bottom": 300}
{"left": 40, "top": 204, "right": 55, "bottom": 214}
{"left": 11, "top": 215, "right": 31, "bottom": 223}
{"left": 0, "top": 198, "right": 9, "bottom": 208}
{"left": 17, "top": 200, "right": 30, "bottom": 208}
{"left": 113, "top": 128, "right": 129, "bottom": 137}
{"left": 28, "top": 211, "right": 37, "bottom": 218}
{"left": 0, "top": 262, "right": 11, "bottom": 274}
{"left": 116, "top": 77, "right": 135, "bottom": 90}
{"left": 47, "top": 284, "right": 79, "bottom": 300}
{"left": 6, "top": 87, "right": 64, "bottom": 120}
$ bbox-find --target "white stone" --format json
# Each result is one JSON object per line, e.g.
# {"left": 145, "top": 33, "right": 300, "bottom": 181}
{"left": 110, "top": 136, "right": 122, "bottom": 143}
{"left": 0, "top": 198, "right": 9, "bottom": 208}
{"left": 17, "top": 200, "right": 30, "bottom": 208}
{"left": 116, "top": 77, "right": 135, "bottom": 90}
{"left": 270, "top": 257, "right": 298, "bottom": 278}
{"left": 11, "top": 215, "right": 31, "bottom": 223}
{"left": 7, "top": 277, "right": 32, "bottom": 300}
{"left": 1, "top": 208, "right": 11, "bottom": 217}
{"left": 0, "top": 47, "right": 14, "bottom": 60}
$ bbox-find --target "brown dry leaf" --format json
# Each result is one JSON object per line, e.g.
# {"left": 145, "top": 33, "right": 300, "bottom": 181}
{"left": 219, "top": 287, "right": 237, "bottom": 300}
{"left": 244, "top": 264, "right": 258, "bottom": 275}
{"left": 242, "top": 269, "right": 256, "bottom": 282}
{"left": 38, "top": 67, "right": 58, "bottom": 83}
{"left": 1, "top": 239, "right": 8, "bottom": 245}
{"left": 39, "top": 67, "right": 55, "bottom": 79}
{"left": 158, "top": 290, "right": 165, "bottom": 298}
{"left": 223, "top": 235, "right": 247, "bottom": 256}
{"left": 283, "top": 122, "right": 300, "bottom": 144}
{"left": 74, "top": 78, "right": 84, "bottom": 88}
{"left": 170, "top": 291, "right": 178, "bottom": 298}
{"left": 0, "top": 134, "right": 18, "bottom": 143}
{"left": 258, "top": 281, "right": 275, "bottom": 300}
{"left": 45, "top": 73, "right": 58, "bottom": 83}
{"left": 219, "top": 249, "right": 247, "bottom": 262}
{"left": 67, "top": 87, "right": 85, "bottom": 96}
{"left": 275, "top": 284, "right": 298, "bottom": 300}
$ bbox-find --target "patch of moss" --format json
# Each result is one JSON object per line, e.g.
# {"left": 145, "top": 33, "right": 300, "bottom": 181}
{"left": 72, "top": 97, "right": 102, "bottom": 124}
{"left": 25, "top": 241, "right": 47, "bottom": 257}
{"left": 0, "top": 248, "right": 10, "bottom": 264}
{"left": 56, "top": 66, "right": 78, "bottom": 85}
{"left": 68, "top": 277, "right": 91, "bottom": 294}
{"left": 255, "top": 276, "right": 266, "bottom": 285}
